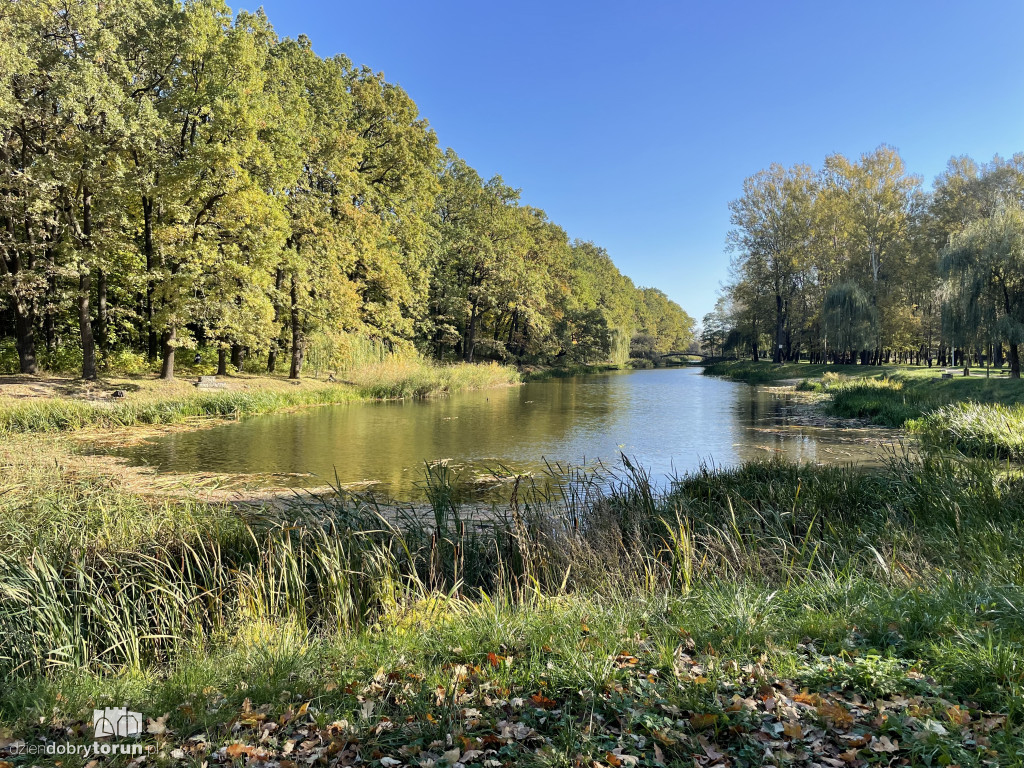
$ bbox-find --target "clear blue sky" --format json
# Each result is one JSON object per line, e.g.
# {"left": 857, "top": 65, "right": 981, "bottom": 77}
{"left": 240, "top": 0, "right": 1024, "bottom": 322}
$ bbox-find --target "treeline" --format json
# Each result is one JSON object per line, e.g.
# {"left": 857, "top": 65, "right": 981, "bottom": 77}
{"left": 0, "top": 0, "right": 693, "bottom": 380}
{"left": 701, "top": 146, "right": 1024, "bottom": 377}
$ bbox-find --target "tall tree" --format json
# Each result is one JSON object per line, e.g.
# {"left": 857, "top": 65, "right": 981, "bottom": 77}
{"left": 941, "top": 204, "right": 1024, "bottom": 378}
{"left": 728, "top": 163, "right": 816, "bottom": 363}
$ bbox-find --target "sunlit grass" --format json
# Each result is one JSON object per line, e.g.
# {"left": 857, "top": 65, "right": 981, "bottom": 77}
{"left": 0, "top": 358, "right": 520, "bottom": 436}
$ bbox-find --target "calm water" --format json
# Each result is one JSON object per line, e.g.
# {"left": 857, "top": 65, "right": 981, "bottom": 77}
{"left": 115, "top": 368, "right": 896, "bottom": 498}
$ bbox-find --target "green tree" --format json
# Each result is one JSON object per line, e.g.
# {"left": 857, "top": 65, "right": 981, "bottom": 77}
{"left": 941, "top": 204, "right": 1024, "bottom": 377}
{"left": 728, "top": 163, "right": 816, "bottom": 363}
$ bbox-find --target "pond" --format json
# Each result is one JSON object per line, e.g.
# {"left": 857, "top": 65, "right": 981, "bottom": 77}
{"left": 113, "top": 367, "right": 899, "bottom": 498}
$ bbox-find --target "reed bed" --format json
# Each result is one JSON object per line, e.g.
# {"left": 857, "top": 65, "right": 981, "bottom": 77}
{"left": 2, "top": 449, "right": 1024, "bottom": 762}
{"left": 343, "top": 358, "right": 519, "bottom": 400}
{"left": 2, "top": 451, "right": 1022, "bottom": 681}
{"left": 912, "top": 401, "right": 1024, "bottom": 461}
{"left": 0, "top": 360, "right": 520, "bottom": 436}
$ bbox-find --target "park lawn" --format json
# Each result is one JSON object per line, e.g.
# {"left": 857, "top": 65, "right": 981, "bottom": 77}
{"left": 701, "top": 359, "right": 1013, "bottom": 386}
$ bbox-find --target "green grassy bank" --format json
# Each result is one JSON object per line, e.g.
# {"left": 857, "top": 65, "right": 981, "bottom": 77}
{"left": 0, "top": 359, "right": 519, "bottom": 437}
{"left": 1, "top": 443, "right": 1023, "bottom": 765}
{"left": 704, "top": 360, "right": 1024, "bottom": 461}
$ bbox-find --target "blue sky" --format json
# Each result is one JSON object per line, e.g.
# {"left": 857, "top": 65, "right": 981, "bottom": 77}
{"left": 240, "top": 0, "right": 1024, "bottom": 322}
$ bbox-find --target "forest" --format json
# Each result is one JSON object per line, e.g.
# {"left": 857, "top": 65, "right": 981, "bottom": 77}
{"left": 701, "top": 146, "right": 1024, "bottom": 377}
{"left": 0, "top": 0, "right": 693, "bottom": 381}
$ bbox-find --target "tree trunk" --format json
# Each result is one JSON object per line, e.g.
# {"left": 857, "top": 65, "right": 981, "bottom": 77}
{"left": 14, "top": 297, "right": 38, "bottom": 374}
{"left": 79, "top": 187, "right": 97, "bottom": 380}
{"left": 217, "top": 348, "right": 227, "bottom": 376}
{"left": 1009, "top": 343, "right": 1021, "bottom": 379}
{"left": 289, "top": 274, "right": 304, "bottom": 379}
{"left": 231, "top": 344, "right": 244, "bottom": 371}
{"left": 43, "top": 248, "right": 56, "bottom": 357}
{"left": 159, "top": 327, "right": 175, "bottom": 380}
{"left": 143, "top": 196, "right": 158, "bottom": 361}
{"left": 464, "top": 299, "right": 479, "bottom": 363}
{"left": 773, "top": 294, "right": 784, "bottom": 364}
{"left": 79, "top": 271, "right": 97, "bottom": 379}
{"left": 96, "top": 268, "right": 108, "bottom": 354}
{"left": 268, "top": 267, "right": 284, "bottom": 373}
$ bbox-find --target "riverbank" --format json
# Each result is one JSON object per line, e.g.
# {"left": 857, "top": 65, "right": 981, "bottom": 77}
{"left": 0, "top": 359, "right": 521, "bottom": 436}
{"left": 704, "top": 360, "right": 1024, "bottom": 461}
{"left": 2, "top": 452, "right": 1022, "bottom": 765}
{"left": 2, "top": 365, "right": 1022, "bottom": 765}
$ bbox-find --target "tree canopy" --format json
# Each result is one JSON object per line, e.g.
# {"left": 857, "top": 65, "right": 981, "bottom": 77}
{"left": 704, "top": 147, "right": 1024, "bottom": 376}
{"left": 0, "top": 0, "right": 693, "bottom": 379}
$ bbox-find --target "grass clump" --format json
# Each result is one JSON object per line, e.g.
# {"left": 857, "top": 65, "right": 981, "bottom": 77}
{"left": 346, "top": 358, "right": 519, "bottom": 399}
{"left": 912, "top": 402, "right": 1024, "bottom": 460}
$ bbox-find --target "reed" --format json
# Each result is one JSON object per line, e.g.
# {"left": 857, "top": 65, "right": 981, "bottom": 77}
{"left": 3, "top": 448, "right": 1024, "bottom": 761}
{"left": 912, "top": 401, "right": 1024, "bottom": 460}
{"left": 3, "top": 449, "right": 1022, "bottom": 679}
{"left": 0, "top": 359, "right": 519, "bottom": 436}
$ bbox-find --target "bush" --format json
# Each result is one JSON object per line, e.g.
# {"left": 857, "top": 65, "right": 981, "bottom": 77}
{"left": 101, "top": 348, "right": 152, "bottom": 376}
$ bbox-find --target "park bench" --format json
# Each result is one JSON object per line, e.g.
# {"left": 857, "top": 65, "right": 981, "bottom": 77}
{"left": 195, "top": 375, "right": 227, "bottom": 390}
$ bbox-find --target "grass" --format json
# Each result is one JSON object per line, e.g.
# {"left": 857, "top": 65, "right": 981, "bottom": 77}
{"left": 705, "top": 359, "right": 1024, "bottom": 460}
{"left": 344, "top": 358, "right": 519, "bottom": 399}
{"left": 0, "top": 358, "right": 520, "bottom": 436}
{"left": 2, "top": 443, "right": 1024, "bottom": 765}
{"left": 1, "top": 359, "right": 1022, "bottom": 764}
{"left": 910, "top": 402, "right": 1024, "bottom": 461}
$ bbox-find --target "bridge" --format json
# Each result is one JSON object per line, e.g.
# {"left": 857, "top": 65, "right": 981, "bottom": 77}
{"left": 658, "top": 351, "right": 714, "bottom": 360}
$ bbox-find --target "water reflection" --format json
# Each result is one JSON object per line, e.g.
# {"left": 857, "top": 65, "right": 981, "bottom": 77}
{"left": 113, "top": 368, "right": 895, "bottom": 498}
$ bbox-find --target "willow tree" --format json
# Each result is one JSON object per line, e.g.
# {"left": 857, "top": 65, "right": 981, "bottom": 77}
{"left": 941, "top": 204, "right": 1024, "bottom": 378}
{"left": 823, "top": 282, "right": 874, "bottom": 363}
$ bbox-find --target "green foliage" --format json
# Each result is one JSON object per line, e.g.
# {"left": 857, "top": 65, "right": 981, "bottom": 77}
{"left": 0, "top": 2, "right": 691, "bottom": 379}
{"left": 705, "top": 146, "right": 1024, "bottom": 371}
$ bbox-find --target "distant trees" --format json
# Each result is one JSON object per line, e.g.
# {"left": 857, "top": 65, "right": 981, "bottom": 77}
{"left": 705, "top": 145, "right": 1024, "bottom": 375}
{"left": 941, "top": 204, "right": 1024, "bottom": 378}
{"left": 0, "top": 1, "right": 693, "bottom": 377}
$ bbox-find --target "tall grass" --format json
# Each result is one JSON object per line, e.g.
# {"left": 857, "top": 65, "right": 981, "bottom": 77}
{"left": 3, "top": 450, "right": 1022, "bottom": 680}
{"left": 0, "top": 359, "right": 519, "bottom": 436}
{"left": 912, "top": 402, "right": 1024, "bottom": 460}
{"left": 344, "top": 358, "right": 519, "bottom": 399}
